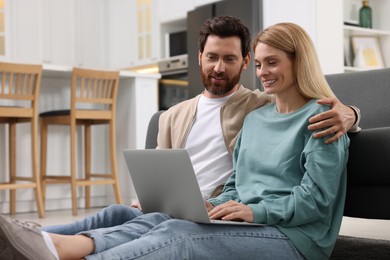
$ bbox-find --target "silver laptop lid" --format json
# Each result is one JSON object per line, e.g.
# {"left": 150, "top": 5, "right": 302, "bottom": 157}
{"left": 123, "top": 149, "right": 212, "bottom": 223}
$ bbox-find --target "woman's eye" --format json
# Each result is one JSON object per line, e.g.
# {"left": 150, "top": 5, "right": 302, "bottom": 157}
{"left": 268, "top": 60, "right": 277, "bottom": 66}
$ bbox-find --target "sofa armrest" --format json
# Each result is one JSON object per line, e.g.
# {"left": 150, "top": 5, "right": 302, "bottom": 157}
{"left": 344, "top": 127, "right": 390, "bottom": 219}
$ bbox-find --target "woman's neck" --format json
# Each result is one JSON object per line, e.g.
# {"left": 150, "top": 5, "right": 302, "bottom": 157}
{"left": 275, "top": 90, "right": 311, "bottom": 114}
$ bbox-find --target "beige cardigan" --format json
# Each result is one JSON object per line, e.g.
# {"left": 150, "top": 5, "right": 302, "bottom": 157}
{"left": 157, "top": 85, "right": 271, "bottom": 156}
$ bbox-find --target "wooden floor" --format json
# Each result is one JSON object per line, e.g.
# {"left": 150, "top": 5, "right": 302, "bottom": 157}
{"left": 5, "top": 207, "right": 104, "bottom": 227}
{"left": 5, "top": 208, "right": 390, "bottom": 241}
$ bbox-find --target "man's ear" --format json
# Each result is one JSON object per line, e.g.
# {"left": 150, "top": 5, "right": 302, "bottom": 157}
{"left": 242, "top": 53, "right": 251, "bottom": 70}
{"left": 198, "top": 51, "right": 202, "bottom": 66}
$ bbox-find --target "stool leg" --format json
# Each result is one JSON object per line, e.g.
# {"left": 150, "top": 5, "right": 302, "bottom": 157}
{"left": 85, "top": 124, "right": 91, "bottom": 209}
{"left": 31, "top": 117, "right": 45, "bottom": 218}
{"left": 9, "top": 122, "right": 16, "bottom": 215}
{"left": 70, "top": 119, "right": 78, "bottom": 216}
{"left": 40, "top": 118, "right": 48, "bottom": 210}
{"left": 109, "top": 119, "right": 122, "bottom": 204}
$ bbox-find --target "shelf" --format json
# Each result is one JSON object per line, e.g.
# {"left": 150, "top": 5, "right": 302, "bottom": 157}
{"left": 343, "top": 66, "right": 385, "bottom": 72}
{"left": 343, "top": 25, "right": 390, "bottom": 37}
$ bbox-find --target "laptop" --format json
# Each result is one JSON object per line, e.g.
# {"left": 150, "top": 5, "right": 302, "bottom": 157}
{"left": 123, "top": 148, "right": 263, "bottom": 226}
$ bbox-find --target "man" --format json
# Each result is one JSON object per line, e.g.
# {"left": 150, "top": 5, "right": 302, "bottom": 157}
{"left": 0, "top": 16, "right": 360, "bottom": 260}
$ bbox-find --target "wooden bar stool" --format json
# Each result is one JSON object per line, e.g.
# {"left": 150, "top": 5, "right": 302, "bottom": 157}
{"left": 0, "top": 62, "right": 45, "bottom": 218}
{"left": 40, "top": 67, "right": 122, "bottom": 216}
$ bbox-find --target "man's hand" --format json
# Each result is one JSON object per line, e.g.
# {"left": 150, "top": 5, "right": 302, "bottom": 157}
{"left": 308, "top": 97, "right": 356, "bottom": 144}
{"left": 131, "top": 201, "right": 142, "bottom": 211}
{"left": 208, "top": 200, "right": 254, "bottom": 223}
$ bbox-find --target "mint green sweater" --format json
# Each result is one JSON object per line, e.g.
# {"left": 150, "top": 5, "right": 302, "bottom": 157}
{"left": 208, "top": 99, "right": 349, "bottom": 259}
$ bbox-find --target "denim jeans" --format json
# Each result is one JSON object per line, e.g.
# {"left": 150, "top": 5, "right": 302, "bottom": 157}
{"left": 82, "top": 212, "right": 304, "bottom": 260}
{"left": 41, "top": 204, "right": 142, "bottom": 235}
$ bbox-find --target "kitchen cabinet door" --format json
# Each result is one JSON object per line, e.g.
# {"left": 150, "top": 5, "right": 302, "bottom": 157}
{"left": 105, "top": 0, "right": 137, "bottom": 69}
{"left": 41, "top": 0, "right": 75, "bottom": 66}
{"left": 74, "top": 0, "right": 106, "bottom": 69}
{"left": 8, "top": 0, "right": 41, "bottom": 63}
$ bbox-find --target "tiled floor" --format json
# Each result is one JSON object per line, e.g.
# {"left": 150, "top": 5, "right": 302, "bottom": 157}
{"left": 5, "top": 208, "right": 390, "bottom": 241}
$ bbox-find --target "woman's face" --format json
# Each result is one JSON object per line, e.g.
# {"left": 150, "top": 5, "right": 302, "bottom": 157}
{"left": 254, "top": 42, "right": 296, "bottom": 96}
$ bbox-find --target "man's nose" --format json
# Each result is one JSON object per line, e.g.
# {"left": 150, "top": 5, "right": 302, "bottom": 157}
{"left": 214, "top": 59, "right": 225, "bottom": 73}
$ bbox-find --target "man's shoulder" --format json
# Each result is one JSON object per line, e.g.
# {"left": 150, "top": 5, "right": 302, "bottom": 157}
{"left": 232, "top": 85, "right": 271, "bottom": 108}
{"left": 161, "top": 95, "right": 200, "bottom": 120}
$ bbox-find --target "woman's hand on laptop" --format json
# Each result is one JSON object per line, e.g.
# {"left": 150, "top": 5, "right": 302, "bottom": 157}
{"left": 208, "top": 200, "right": 254, "bottom": 223}
{"left": 204, "top": 201, "right": 215, "bottom": 212}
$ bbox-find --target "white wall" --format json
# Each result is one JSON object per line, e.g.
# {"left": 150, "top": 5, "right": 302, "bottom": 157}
{"left": 263, "top": 0, "right": 344, "bottom": 74}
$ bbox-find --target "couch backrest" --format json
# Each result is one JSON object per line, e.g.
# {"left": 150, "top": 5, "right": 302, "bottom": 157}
{"left": 145, "top": 110, "right": 165, "bottom": 149}
{"left": 325, "top": 68, "right": 390, "bottom": 129}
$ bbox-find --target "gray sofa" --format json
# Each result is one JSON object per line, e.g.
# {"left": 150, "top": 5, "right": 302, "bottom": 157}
{"left": 326, "top": 68, "right": 390, "bottom": 259}
{"left": 144, "top": 68, "right": 390, "bottom": 259}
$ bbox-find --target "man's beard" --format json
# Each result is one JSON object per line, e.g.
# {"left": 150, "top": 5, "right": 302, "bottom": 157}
{"left": 200, "top": 64, "right": 243, "bottom": 96}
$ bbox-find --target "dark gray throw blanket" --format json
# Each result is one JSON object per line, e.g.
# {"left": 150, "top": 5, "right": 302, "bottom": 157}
{"left": 331, "top": 235, "right": 390, "bottom": 259}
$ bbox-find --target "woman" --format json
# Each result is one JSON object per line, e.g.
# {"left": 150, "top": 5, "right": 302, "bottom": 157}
{"left": 205, "top": 22, "right": 349, "bottom": 259}
{"left": 0, "top": 23, "right": 349, "bottom": 260}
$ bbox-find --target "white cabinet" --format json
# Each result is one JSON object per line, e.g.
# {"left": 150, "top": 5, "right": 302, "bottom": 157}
{"left": 7, "top": 0, "right": 41, "bottom": 63}
{"left": 41, "top": 0, "right": 75, "bottom": 66}
{"left": 105, "top": 0, "right": 137, "bottom": 69}
{"left": 343, "top": 0, "right": 390, "bottom": 72}
{"left": 74, "top": 0, "right": 106, "bottom": 69}
{"left": 156, "top": 0, "right": 195, "bottom": 23}
{"left": 7, "top": 0, "right": 135, "bottom": 70}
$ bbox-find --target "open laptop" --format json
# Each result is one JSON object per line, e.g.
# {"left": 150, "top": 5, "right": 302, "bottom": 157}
{"left": 123, "top": 148, "right": 263, "bottom": 226}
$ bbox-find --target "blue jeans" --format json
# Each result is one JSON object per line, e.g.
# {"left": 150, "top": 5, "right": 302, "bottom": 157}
{"left": 41, "top": 204, "right": 142, "bottom": 235}
{"left": 82, "top": 212, "right": 304, "bottom": 260}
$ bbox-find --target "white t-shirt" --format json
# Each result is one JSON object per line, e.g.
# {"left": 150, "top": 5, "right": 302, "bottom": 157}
{"left": 185, "top": 93, "right": 234, "bottom": 199}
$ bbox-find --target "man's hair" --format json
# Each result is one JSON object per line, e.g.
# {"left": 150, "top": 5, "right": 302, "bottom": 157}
{"left": 198, "top": 16, "right": 251, "bottom": 58}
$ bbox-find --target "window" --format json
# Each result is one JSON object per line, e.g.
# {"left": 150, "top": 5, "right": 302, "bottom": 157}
{"left": 137, "top": 0, "right": 152, "bottom": 61}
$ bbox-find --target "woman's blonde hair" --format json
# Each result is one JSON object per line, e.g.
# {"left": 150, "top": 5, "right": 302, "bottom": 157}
{"left": 253, "top": 22, "right": 334, "bottom": 99}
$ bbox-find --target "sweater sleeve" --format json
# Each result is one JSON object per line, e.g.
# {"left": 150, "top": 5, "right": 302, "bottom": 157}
{"left": 348, "top": 105, "right": 361, "bottom": 133}
{"left": 249, "top": 135, "right": 349, "bottom": 226}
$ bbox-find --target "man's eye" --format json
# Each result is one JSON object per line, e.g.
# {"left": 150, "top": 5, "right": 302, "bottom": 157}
{"left": 225, "top": 57, "right": 236, "bottom": 62}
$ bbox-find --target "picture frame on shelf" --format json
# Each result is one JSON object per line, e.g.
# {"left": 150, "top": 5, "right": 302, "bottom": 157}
{"left": 351, "top": 36, "right": 384, "bottom": 69}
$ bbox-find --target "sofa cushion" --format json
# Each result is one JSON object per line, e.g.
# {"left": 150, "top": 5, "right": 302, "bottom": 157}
{"left": 344, "top": 128, "right": 390, "bottom": 219}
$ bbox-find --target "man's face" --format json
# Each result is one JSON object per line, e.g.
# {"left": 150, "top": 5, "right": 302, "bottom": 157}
{"left": 199, "top": 35, "right": 250, "bottom": 98}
